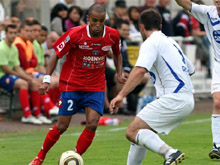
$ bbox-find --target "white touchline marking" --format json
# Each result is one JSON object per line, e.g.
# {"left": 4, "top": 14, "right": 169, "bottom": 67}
{"left": 108, "top": 127, "right": 127, "bottom": 132}
{"left": 182, "top": 118, "right": 210, "bottom": 125}
{"left": 0, "top": 118, "right": 211, "bottom": 141}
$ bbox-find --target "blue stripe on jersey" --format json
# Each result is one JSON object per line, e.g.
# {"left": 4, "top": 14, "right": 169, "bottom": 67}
{"left": 207, "top": 13, "right": 220, "bottom": 26}
{"left": 173, "top": 44, "right": 185, "bottom": 64}
{"left": 149, "top": 71, "right": 156, "bottom": 84}
{"left": 162, "top": 57, "right": 185, "bottom": 93}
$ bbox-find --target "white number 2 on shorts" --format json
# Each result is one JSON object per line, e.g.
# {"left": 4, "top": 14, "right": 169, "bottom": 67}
{"left": 67, "top": 100, "right": 74, "bottom": 111}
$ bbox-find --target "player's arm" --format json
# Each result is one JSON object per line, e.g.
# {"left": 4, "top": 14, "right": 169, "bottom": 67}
{"left": 109, "top": 66, "right": 146, "bottom": 114}
{"left": 1, "top": 65, "right": 19, "bottom": 77}
{"left": 13, "top": 66, "right": 33, "bottom": 81}
{"left": 112, "top": 30, "right": 127, "bottom": 84}
{"left": 175, "top": 0, "right": 192, "bottom": 11}
{"left": 39, "top": 31, "right": 71, "bottom": 94}
{"left": 39, "top": 55, "right": 59, "bottom": 95}
{"left": 1, "top": 65, "right": 33, "bottom": 82}
{"left": 113, "top": 53, "right": 127, "bottom": 84}
{"left": 45, "top": 55, "right": 59, "bottom": 76}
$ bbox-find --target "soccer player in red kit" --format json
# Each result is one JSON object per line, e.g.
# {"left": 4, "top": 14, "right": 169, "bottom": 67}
{"left": 29, "top": 3, "right": 126, "bottom": 165}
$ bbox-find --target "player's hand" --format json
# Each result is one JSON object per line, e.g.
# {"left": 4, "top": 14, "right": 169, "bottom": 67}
{"left": 109, "top": 94, "right": 123, "bottom": 114}
{"left": 39, "top": 83, "right": 50, "bottom": 95}
{"left": 116, "top": 73, "right": 127, "bottom": 84}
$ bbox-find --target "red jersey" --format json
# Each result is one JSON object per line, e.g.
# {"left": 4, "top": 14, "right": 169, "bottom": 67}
{"left": 53, "top": 25, "right": 121, "bottom": 92}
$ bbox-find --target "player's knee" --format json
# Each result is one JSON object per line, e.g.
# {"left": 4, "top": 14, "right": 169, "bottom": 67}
{"left": 126, "top": 127, "right": 135, "bottom": 142}
{"left": 214, "top": 98, "right": 220, "bottom": 112}
{"left": 30, "top": 79, "right": 40, "bottom": 87}
{"left": 86, "top": 119, "right": 99, "bottom": 132}
{"left": 19, "top": 80, "right": 29, "bottom": 89}
{"left": 56, "top": 124, "right": 68, "bottom": 133}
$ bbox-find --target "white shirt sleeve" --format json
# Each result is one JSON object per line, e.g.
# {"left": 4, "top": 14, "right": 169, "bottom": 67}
{"left": 135, "top": 40, "right": 157, "bottom": 71}
{"left": 191, "top": 3, "right": 209, "bottom": 24}
{"left": 185, "top": 56, "right": 195, "bottom": 75}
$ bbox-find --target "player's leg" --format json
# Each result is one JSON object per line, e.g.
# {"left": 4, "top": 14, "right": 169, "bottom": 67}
{"left": 126, "top": 93, "right": 194, "bottom": 164}
{"left": 75, "top": 106, "right": 100, "bottom": 155}
{"left": 30, "top": 92, "right": 74, "bottom": 164}
{"left": 28, "top": 78, "right": 42, "bottom": 117}
{"left": 210, "top": 92, "right": 220, "bottom": 159}
{"left": 127, "top": 143, "right": 147, "bottom": 165}
{"left": 75, "top": 91, "right": 104, "bottom": 155}
{"left": 126, "top": 116, "right": 178, "bottom": 163}
{"left": 13, "top": 78, "right": 32, "bottom": 118}
{"left": 12, "top": 77, "right": 44, "bottom": 124}
{"left": 40, "top": 94, "right": 59, "bottom": 117}
{"left": 29, "top": 115, "right": 72, "bottom": 165}
{"left": 209, "top": 61, "right": 220, "bottom": 159}
{"left": 28, "top": 78, "right": 52, "bottom": 124}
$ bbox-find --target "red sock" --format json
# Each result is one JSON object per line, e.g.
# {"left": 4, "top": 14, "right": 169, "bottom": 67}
{"left": 30, "top": 91, "right": 41, "bottom": 117}
{"left": 19, "top": 89, "right": 31, "bottom": 117}
{"left": 38, "top": 125, "right": 61, "bottom": 160}
{"left": 40, "top": 94, "right": 55, "bottom": 117}
{"left": 75, "top": 128, "right": 95, "bottom": 155}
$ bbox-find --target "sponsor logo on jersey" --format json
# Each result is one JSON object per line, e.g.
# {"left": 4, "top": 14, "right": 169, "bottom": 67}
{"left": 83, "top": 56, "right": 105, "bottom": 68}
{"left": 213, "top": 30, "right": 220, "bottom": 43}
{"left": 92, "top": 43, "right": 101, "bottom": 46}
{"left": 92, "top": 50, "right": 100, "bottom": 55}
{"left": 57, "top": 41, "right": 65, "bottom": 52}
{"left": 83, "top": 56, "right": 104, "bottom": 61}
{"left": 79, "top": 45, "right": 92, "bottom": 50}
{"left": 102, "top": 46, "right": 111, "bottom": 51}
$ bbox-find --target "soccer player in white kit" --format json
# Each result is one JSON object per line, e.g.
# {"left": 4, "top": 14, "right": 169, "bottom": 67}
{"left": 110, "top": 8, "right": 195, "bottom": 165}
{"left": 175, "top": 0, "right": 220, "bottom": 159}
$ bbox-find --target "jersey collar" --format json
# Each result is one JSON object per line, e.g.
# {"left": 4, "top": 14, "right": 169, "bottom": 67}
{"left": 86, "top": 25, "right": 106, "bottom": 38}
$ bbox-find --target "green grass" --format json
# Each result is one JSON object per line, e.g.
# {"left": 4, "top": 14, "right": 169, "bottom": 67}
{"left": 0, "top": 113, "right": 220, "bottom": 164}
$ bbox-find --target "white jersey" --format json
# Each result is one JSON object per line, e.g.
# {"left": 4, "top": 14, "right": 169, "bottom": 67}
{"left": 191, "top": 3, "right": 220, "bottom": 62}
{"left": 135, "top": 31, "right": 194, "bottom": 98}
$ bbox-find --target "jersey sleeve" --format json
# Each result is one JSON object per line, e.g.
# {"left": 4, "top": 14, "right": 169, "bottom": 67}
{"left": 15, "top": 44, "right": 30, "bottom": 69}
{"left": 185, "top": 55, "right": 195, "bottom": 75}
{"left": 53, "top": 30, "right": 75, "bottom": 58}
{"left": 191, "top": 3, "right": 209, "bottom": 24}
{"left": 135, "top": 41, "right": 157, "bottom": 71}
{"left": 111, "top": 30, "right": 121, "bottom": 56}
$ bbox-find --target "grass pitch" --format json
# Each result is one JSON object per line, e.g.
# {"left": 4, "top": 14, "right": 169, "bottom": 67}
{"left": 0, "top": 113, "right": 220, "bottom": 165}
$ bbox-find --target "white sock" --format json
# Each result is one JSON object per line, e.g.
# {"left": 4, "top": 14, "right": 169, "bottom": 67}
{"left": 127, "top": 143, "right": 147, "bottom": 165}
{"left": 164, "top": 147, "right": 178, "bottom": 160}
{"left": 212, "top": 114, "right": 220, "bottom": 148}
{"left": 135, "top": 129, "right": 173, "bottom": 156}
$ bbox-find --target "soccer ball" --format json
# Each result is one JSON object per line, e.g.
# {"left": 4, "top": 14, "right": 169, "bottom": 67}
{"left": 59, "top": 150, "right": 84, "bottom": 165}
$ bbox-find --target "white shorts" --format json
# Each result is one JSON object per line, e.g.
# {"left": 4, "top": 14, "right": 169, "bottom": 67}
{"left": 137, "top": 93, "right": 194, "bottom": 135}
{"left": 211, "top": 61, "right": 220, "bottom": 94}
